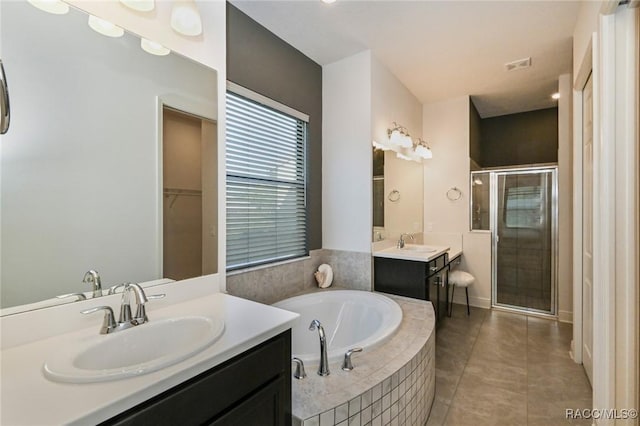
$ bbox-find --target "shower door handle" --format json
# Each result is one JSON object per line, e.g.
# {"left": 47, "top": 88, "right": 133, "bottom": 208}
{"left": 0, "top": 59, "right": 9, "bottom": 135}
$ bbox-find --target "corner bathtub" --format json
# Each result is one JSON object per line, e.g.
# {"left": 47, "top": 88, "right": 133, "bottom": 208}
{"left": 273, "top": 290, "right": 403, "bottom": 364}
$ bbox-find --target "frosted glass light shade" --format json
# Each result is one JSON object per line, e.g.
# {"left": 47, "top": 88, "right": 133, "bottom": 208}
{"left": 372, "top": 140, "right": 391, "bottom": 151}
{"left": 120, "top": 0, "right": 155, "bottom": 12}
{"left": 414, "top": 144, "right": 433, "bottom": 159}
{"left": 399, "top": 134, "right": 413, "bottom": 148}
{"left": 28, "top": 0, "right": 69, "bottom": 15}
{"left": 88, "top": 15, "right": 125, "bottom": 38}
{"left": 141, "top": 38, "right": 170, "bottom": 56}
{"left": 171, "top": 1, "right": 203, "bottom": 36}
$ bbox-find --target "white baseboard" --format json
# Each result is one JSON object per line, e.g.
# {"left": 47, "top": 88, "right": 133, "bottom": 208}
{"left": 450, "top": 292, "right": 491, "bottom": 309}
{"left": 558, "top": 310, "right": 573, "bottom": 323}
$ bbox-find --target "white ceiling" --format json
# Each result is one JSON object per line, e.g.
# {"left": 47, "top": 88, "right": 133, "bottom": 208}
{"left": 230, "top": 0, "right": 580, "bottom": 118}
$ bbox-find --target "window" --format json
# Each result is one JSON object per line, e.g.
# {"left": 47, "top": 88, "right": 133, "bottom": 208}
{"left": 226, "top": 86, "right": 308, "bottom": 271}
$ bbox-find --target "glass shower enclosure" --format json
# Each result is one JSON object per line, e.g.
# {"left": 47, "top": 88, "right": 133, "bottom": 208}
{"left": 473, "top": 166, "right": 557, "bottom": 315}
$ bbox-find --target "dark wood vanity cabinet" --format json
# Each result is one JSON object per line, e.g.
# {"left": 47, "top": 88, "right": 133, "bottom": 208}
{"left": 374, "top": 254, "right": 449, "bottom": 325}
{"left": 103, "top": 330, "right": 292, "bottom": 426}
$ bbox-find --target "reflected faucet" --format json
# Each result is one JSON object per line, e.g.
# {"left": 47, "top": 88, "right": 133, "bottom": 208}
{"left": 308, "top": 319, "right": 330, "bottom": 376}
{"left": 83, "top": 270, "right": 102, "bottom": 298}
{"left": 397, "top": 233, "right": 414, "bottom": 249}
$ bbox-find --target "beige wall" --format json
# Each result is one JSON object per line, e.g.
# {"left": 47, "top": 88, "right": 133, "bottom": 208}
{"left": 423, "top": 96, "right": 492, "bottom": 308}
{"left": 370, "top": 54, "right": 424, "bottom": 241}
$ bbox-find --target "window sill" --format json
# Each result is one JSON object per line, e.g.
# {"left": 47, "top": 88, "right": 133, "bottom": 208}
{"left": 226, "top": 255, "right": 311, "bottom": 276}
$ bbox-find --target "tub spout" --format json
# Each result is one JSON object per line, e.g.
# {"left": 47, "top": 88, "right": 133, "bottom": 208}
{"left": 309, "top": 319, "right": 330, "bottom": 376}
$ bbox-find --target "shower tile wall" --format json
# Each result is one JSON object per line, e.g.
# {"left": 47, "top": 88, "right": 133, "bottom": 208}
{"left": 226, "top": 249, "right": 372, "bottom": 304}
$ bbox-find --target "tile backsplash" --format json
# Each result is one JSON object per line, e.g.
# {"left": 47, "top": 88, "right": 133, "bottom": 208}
{"left": 226, "top": 249, "right": 372, "bottom": 304}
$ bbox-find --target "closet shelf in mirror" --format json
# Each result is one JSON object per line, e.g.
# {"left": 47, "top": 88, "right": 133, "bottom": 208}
{"left": 163, "top": 188, "right": 202, "bottom": 208}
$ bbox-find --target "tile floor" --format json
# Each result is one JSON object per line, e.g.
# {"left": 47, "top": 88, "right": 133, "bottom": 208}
{"left": 426, "top": 304, "right": 592, "bottom": 425}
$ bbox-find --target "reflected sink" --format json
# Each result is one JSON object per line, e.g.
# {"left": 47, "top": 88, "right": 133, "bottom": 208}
{"left": 401, "top": 244, "right": 437, "bottom": 253}
{"left": 44, "top": 316, "right": 224, "bottom": 383}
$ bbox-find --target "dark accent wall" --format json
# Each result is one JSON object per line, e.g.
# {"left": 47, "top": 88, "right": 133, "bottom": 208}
{"left": 469, "top": 99, "right": 482, "bottom": 167}
{"left": 480, "top": 108, "right": 558, "bottom": 168}
{"left": 226, "top": 4, "right": 323, "bottom": 250}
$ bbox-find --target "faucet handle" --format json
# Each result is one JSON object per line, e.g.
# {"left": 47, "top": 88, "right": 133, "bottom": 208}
{"left": 81, "top": 306, "right": 117, "bottom": 334}
{"left": 292, "top": 358, "right": 307, "bottom": 379}
{"left": 107, "top": 283, "right": 127, "bottom": 295}
{"left": 341, "top": 347, "right": 363, "bottom": 371}
{"left": 147, "top": 294, "right": 166, "bottom": 300}
{"left": 56, "top": 292, "right": 87, "bottom": 301}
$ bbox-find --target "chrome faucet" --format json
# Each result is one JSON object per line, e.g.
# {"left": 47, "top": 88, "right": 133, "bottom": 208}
{"left": 81, "top": 283, "right": 164, "bottom": 334}
{"left": 309, "top": 319, "right": 330, "bottom": 376}
{"left": 397, "top": 233, "right": 414, "bottom": 249}
{"left": 82, "top": 270, "right": 102, "bottom": 298}
{"left": 341, "top": 347, "right": 363, "bottom": 371}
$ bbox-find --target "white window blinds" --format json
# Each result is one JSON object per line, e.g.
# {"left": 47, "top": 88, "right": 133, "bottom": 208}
{"left": 226, "top": 89, "right": 308, "bottom": 271}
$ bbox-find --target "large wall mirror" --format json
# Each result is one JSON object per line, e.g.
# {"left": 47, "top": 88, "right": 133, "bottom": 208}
{"left": 0, "top": 2, "right": 218, "bottom": 312}
{"left": 372, "top": 147, "right": 424, "bottom": 243}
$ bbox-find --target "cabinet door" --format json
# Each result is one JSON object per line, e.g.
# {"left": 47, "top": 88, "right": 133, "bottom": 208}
{"left": 374, "top": 257, "right": 427, "bottom": 299}
{"left": 210, "top": 376, "right": 288, "bottom": 426}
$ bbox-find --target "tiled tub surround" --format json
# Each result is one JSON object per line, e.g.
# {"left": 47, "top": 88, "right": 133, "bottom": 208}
{"left": 227, "top": 249, "right": 371, "bottom": 304}
{"left": 291, "top": 295, "right": 435, "bottom": 426}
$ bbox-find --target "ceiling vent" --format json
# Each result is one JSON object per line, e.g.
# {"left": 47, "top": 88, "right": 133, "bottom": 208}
{"left": 504, "top": 57, "right": 531, "bottom": 72}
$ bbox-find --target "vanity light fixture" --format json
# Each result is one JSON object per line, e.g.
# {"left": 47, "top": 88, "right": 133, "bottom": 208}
{"left": 88, "top": 15, "right": 125, "bottom": 38}
{"left": 414, "top": 138, "right": 433, "bottom": 160}
{"left": 170, "top": 0, "right": 203, "bottom": 36}
{"left": 141, "top": 38, "right": 171, "bottom": 56}
{"left": 387, "top": 122, "right": 413, "bottom": 148}
{"left": 372, "top": 140, "right": 391, "bottom": 151}
{"left": 551, "top": 92, "right": 560, "bottom": 100}
{"left": 27, "top": 0, "right": 69, "bottom": 15}
{"left": 120, "top": 0, "right": 155, "bottom": 12}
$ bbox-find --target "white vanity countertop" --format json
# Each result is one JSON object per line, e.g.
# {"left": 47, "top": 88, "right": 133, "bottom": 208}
{"left": 0, "top": 293, "right": 299, "bottom": 425}
{"left": 373, "top": 244, "right": 451, "bottom": 263}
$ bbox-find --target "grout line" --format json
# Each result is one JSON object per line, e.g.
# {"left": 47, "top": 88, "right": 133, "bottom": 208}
{"left": 440, "top": 306, "right": 489, "bottom": 425}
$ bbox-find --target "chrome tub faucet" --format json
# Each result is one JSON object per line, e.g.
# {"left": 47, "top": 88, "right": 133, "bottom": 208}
{"left": 309, "top": 319, "right": 330, "bottom": 376}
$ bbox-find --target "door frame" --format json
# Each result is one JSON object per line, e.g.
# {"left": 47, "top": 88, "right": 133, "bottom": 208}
{"left": 156, "top": 94, "right": 218, "bottom": 280}
{"left": 572, "top": 3, "right": 640, "bottom": 417}
{"left": 490, "top": 165, "right": 559, "bottom": 317}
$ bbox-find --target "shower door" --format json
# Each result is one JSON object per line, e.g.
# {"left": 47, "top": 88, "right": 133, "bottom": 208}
{"left": 492, "top": 168, "right": 557, "bottom": 315}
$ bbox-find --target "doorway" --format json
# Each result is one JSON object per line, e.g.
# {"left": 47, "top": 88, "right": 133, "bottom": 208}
{"left": 162, "top": 106, "right": 218, "bottom": 280}
{"left": 491, "top": 167, "right": 558, "bottom": 316}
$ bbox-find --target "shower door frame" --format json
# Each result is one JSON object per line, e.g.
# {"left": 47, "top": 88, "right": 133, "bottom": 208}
{"left": 490, "top": 165, "right": 559, "bottom": 317}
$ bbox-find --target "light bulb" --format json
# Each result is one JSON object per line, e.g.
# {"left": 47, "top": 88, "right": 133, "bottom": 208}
{"left": 551, "top": 92, "right": 560, "bottom": 100}
{"left": 389, "top": 129, "right": 402, "bottom": 146}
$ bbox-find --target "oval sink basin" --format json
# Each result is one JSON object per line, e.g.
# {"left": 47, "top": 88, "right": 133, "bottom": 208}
{"left": 44, "top": 316, "right": 224, "bottom": 383}
{"left": 402, "top": 244, "right": 437, "bottom": 253}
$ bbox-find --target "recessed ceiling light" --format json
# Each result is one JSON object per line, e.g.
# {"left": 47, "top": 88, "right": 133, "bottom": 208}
{"left": 551, "top": 92, "right": 561, "bottom": 100}
{"left": 141, "top": 38, "right": 170, "bottom": 56}
{"left": 88, "top": 15, "right": 125, "bottom": 38}
{"left": 322, "top": 0, "right": 337, "bottom": 4}
{"left": 27, "top": 0, "right": 69, "bottom": 15}
{"left": 120, "top": 0, "right": 155, "bottom": 12}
